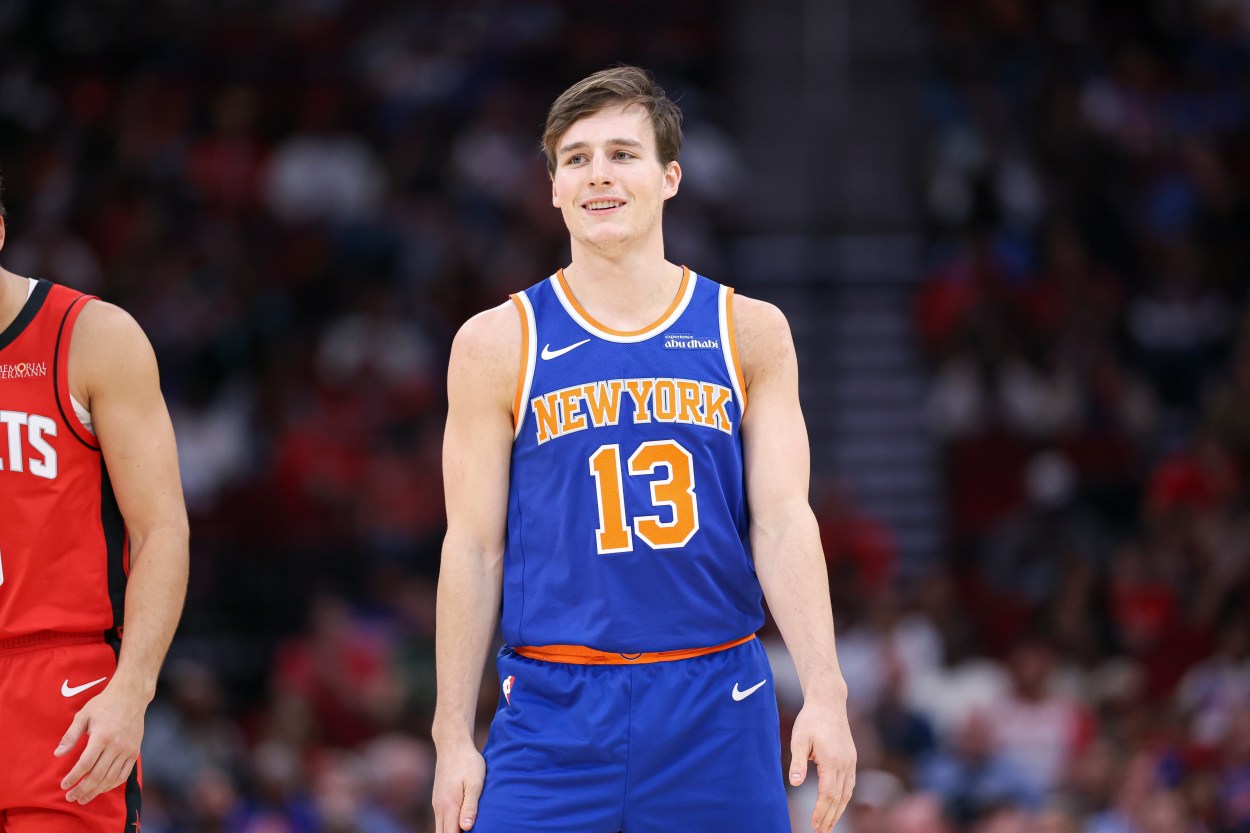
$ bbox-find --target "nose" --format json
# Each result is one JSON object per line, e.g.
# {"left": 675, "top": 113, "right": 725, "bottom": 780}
{"left": 588, "top": 151, "right": 613, "bottom": 185}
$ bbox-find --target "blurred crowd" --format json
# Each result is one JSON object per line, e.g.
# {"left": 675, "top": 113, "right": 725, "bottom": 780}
{"left": 812, "top": 1, "right": 1250, "bottom": 832}
{"left": 4, "top": 0, "right": 1250, "bottom": 831}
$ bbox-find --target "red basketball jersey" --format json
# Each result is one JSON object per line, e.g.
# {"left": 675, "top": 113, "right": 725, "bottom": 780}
{"left": 0, "top": 279, "right": 129, "bottom": 641}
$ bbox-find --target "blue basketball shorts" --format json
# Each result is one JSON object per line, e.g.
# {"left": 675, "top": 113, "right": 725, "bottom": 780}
{"left": 473, "top": 636, "right": 790, "bottom": 833}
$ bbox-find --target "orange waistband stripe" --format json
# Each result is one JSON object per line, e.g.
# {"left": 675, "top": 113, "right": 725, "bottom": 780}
{"left": 512, "top": 633, "right": 755, "bottom": 665}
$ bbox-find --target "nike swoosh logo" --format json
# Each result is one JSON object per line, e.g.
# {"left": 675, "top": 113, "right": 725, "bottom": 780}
{"left": 541, "top": 339, "right": 591, "bottom": 360}
{"left": 732, "top": 679, "right": 767, "bottom": 701}
{"left": 61, "top": 676, "right": 108, "bottom": 697}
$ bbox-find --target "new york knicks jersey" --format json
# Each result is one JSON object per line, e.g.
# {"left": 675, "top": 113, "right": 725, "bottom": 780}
{"left": 505, "top": 268, "right": 764, "bottom": 652}
{"left": 0, "top": 279, "right": 129, "bottom": 640}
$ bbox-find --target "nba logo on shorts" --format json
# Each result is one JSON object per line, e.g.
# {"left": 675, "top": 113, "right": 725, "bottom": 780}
{"left": 502, "top": 675, "right": 515, "bottom": 706}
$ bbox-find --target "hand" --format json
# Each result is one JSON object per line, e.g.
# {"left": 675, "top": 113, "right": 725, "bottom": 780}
{"left": 54, "top": 681, "right": 147, "bottom": 804}
{"left": 789, "top": 698, "right": 857, "bottom": 833}
{"left": 432, "top": 740, "right": 487, "bottom": 832}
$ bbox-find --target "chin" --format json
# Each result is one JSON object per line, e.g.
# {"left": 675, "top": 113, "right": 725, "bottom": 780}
{"left": 580, "top": 229, "right": 630, "bottom": 250}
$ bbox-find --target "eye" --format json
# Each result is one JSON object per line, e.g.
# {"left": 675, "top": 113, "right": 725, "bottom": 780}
{"left": 613, "top": 150, "right": 635, "bottom": 160}
{"left": 565, "top": 153, "right": 587, "bottom": 166}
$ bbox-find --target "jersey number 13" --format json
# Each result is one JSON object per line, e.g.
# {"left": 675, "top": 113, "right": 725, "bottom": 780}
{"left": 588, "top": 439, "right": 700, "bottom": 554}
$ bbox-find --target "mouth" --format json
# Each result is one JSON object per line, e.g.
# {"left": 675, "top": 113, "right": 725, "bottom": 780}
{"left": 582, "top": 199, "right": 625, "bottom": 212}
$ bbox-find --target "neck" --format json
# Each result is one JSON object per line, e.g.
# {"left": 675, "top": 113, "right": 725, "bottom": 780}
{"left": 565, "top": 227, "right": 678, "bottom": 289}
{"left": 561, "top": 247, "right": 683, "bottom": 332}
{"left": 570, "top": 219, "right": 668, "bottom": 266}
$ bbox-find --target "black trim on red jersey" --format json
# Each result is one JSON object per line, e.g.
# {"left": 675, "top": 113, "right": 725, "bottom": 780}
{"left": 0, "top": 278, "right": 51, "bottom": 351}
{"left": 101, "top": 462, "right": 129, "bottom": 633}
{"left": 101, "top": 632, "right": 143, "bottom": 825}
{"left": 101, "top": 630, "right": 144, "bottom": 828}
{"left": 124, "top": 766, "right": 143, "bottom": 831}
{"left": 53, "top": 293, "right": 100, "bottom": 450}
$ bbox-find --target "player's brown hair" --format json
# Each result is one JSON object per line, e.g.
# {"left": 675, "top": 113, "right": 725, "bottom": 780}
{"left": 542, "top": 65, "right": 683, "bottom": 177}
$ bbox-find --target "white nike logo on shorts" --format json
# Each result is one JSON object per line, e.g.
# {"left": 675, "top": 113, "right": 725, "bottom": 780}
{"left": 732, "top": 679, "right": 767, "bottom": 701}
{"left": 61, "top": 676, "right": 108, "bottom": 697}
{"left": 541, "top": 339, "right": 590, "bottom": 360}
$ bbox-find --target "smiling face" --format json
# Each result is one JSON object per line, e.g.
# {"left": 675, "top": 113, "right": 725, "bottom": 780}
{"left": 550, "top": 103, "right": 681, "bottom": 256}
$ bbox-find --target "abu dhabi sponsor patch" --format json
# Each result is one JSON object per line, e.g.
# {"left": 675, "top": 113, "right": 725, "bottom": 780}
{"left": 0, "top": 361, "right": 48, "bottom": 379}
{"left": 662, "top": 333, "right": 719, "bottom": 350}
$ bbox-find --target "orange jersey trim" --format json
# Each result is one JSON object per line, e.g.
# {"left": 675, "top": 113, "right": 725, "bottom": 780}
{"left": 555, "top": 266, "right": 690, "bottom": 338}
{"left": 513, "top": 633, "right": 755, "bottom": 665}
{"left": 509, "top": 293, "right": 530, "bottom": 431}
{"left": 725, "top": 288, "right": 748, "bottom": 413}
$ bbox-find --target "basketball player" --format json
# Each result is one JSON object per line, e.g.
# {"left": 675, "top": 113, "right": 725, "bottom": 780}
{"left": 432, "top": 67, "right": 855, "bottom": 833}
{"left": 0, "top": 182, "right": 189, "bottom": 831}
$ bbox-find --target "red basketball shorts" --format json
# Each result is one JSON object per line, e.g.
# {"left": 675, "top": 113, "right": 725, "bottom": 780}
{"left": 0, "top": 633, "right": 140, "bottom": 832}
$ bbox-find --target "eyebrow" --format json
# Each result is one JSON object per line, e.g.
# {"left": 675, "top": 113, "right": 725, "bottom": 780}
{"left": 558, "top": 138, "right": 646, "bottom": 155}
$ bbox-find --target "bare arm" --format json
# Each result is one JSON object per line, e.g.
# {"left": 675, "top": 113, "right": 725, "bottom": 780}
{"left": 56, "top": 300, "right": 189, "bottom": 803}
{"left": 431, "top": 302, "right": 520, "bottom": 833}
{"left": 736, "top": 295, "right": 855, "bottom": 833}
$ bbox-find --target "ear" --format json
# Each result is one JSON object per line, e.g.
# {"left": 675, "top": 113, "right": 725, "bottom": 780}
{"left": 661, "top": 161, "right": 681, "bottom": 201}
{"left": 551, "top": 176, "right": 560, "bottom": 209}
{"left": 0, "top": 216, "right": 6, "bottom": 252}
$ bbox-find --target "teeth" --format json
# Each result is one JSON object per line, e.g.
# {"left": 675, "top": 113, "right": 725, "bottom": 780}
{"left": 586, "top": 201, "right": 621, "bottom": 210}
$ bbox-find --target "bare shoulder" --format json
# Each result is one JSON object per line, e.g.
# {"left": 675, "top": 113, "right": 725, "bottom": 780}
{"left": 69, "top": 299, "right": 158, "bottom": 404}
{"left": 731, "top": 293, "right": 796, "bottom": 386}
{"left": 74, "top": 299, "right": 149, "bottom": 344}
{"left": 448, "top": 300, "right": 523, "bottom": 404}
{"left": 451, "top": 300, "right": 521, "bottom": 362}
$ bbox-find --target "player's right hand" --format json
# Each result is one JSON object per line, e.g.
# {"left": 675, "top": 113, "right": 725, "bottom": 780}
{"left": 432, "top": 741, "right": 486, "bottom": 832}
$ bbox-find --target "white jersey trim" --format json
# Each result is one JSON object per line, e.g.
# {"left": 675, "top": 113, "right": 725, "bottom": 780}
{"left": 71, "top": 395, "right": 96, "bottom": 436}
{"left": 718, "top": 285, "right": 746, "bottom": 414}
{"left": 513, "top": 291, "right": 538, "bottom": 441}
{"left": 549, "top": 269, "right": 698, "bottom": 344}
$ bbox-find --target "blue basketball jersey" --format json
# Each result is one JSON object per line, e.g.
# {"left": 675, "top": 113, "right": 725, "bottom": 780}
{"left": 505, "top": 267, "right": 764, "bottom": 652}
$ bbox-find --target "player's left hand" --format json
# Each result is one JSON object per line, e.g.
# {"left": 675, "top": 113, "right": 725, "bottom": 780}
{"left": 789, "top": 697, "right": 857, "bottom": 833}
{"left": 54, "top": 680, "right": 146, "bottom": 804}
